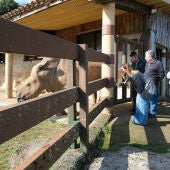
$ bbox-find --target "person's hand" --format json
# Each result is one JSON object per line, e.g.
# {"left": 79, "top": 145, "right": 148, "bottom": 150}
{"left": 118, "top": 82, "right": 128, "bottom": 87}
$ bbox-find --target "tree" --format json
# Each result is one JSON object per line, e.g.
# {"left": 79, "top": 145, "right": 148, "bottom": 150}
{"left": 0, "top": 0, "right": 19, "bottom": 16}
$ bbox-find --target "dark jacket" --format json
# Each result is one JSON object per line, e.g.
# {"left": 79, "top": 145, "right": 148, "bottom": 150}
{"left": 131, "top": 58, "right": 146, "bottom": 73}
{"left": 129, "top": 72, "right": 156, "bottom": 99}
{"left": 144, "top": 59, "right": 165, "bottom": 87}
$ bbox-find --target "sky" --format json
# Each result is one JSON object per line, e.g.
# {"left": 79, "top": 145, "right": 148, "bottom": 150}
{"left": 15, "top": 0, "right": 33, "bottom": 5}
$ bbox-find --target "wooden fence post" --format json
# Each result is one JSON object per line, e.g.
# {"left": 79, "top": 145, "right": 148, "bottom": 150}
{"left": 66, "top": 59, "right": 78, "bottom": 149}
{"left": 78, "top": 44, "right": 89, "bottom": 154}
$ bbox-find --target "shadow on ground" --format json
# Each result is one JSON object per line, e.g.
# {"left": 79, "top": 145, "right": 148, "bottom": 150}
{"left": 84, "top": 97, "right": 170, "bottom": 170}
{"left": 102, "top": 97, "right": 170, "bottom": 149}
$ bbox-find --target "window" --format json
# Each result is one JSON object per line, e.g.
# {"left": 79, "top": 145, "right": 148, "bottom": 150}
{"left": 77, "top": 30, "right": 101, "bottom": 51}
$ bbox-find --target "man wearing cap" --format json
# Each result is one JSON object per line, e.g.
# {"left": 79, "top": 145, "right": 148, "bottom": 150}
{"left": 129, "top": 51, "right": 146, "bottom": 113}
{"left": 144, "top": 50, "right": 165, "bottom": 118}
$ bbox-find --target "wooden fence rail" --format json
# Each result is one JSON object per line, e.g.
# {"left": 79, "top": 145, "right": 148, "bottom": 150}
{"left": 0, "top": 87, "right": 79, "bottom": 145}
{"left": 0, "top": 18, "right": 77, "bottom": 59}
{"left": 0, "top": 18, "right": 132, "bottom": 169}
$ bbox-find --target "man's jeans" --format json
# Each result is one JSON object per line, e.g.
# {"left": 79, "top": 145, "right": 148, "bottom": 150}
{"left": 149, "top": 89, "right": 158, "bottom": 116}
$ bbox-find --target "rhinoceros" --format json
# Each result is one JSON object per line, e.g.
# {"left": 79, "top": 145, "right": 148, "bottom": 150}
{"left": 16, "top": 57, "right": 101, "bottom": 104}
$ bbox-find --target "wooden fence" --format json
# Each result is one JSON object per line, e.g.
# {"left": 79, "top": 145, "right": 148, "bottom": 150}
{"left": 0, "top": 18, "right": 132, "bottom": 169}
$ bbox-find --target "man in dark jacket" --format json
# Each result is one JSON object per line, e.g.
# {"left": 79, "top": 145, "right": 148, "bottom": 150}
{"left": 144, "top": 50, "right": 165, "bottom": 118}
{"left": 129, "top": 51, "right": 146, "bottom": 113}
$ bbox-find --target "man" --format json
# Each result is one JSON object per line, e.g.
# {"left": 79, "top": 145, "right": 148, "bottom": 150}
{"left": 144, "top": 50, "right": 165, "bottom": 118}
{"left": 129, "top": 51, "right": 146, "bottom": 113}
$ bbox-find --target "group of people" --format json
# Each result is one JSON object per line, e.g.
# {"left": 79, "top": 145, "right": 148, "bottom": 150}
{"left": 121, "top": 50, "right": 165, "bottom": 126}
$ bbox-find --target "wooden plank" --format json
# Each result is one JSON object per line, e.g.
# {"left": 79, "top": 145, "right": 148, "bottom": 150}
{"left": 78, "top": 44, "right": 89, "bottom": 153}
{"left": 113, "top": 85, "right": 118, "bottom": 100}
{"left": 15, "top": 121, "right": 80, "bottom": 170}
{"left": 66, "top": 60, "right": 76, "bottom": 124}
{"left": 0, "top": 87, "right": 79, "bottom": 144}
{"left": 89, "top": 78, "right": 108, "bottom": 95}
{"left": 122, "top": 85, "right": 127, "bottom": 99}
{"left": 0, "top": 18, "right": 78, "bottom": 59}
{"left": 115, "top": 35, "right": 143, "bottom": 46}
{"left": 88, "top": 98, "right": 108, "bottom": 125}
{"left": 114, "top": 45, "right": 118, "bottom": 82}
{"left": 87, "top": 48, "right": 113, "bottom": 64}
{"left": 88, "top": 78, "right": 115, "bottom": 95}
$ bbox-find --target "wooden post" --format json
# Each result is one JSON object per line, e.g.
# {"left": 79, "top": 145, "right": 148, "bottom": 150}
{"left": 78, "top": 44, "right": 89, "bottom": 153}
{"left": 161, "top": 49, "right": 166, "bottom": 97}
{"left": 122, "top": 42, "right": 127, "bottom": 99}
{"left": 149, "top": 29, "right": 156, "bottom": 52}
{"left": 66, "top": 60, "right": 75, "bottom": 124}
{"left": 143, "top": 14, "right": 156, "bottom": 52}
{"left": 101, "top": 2, "right": 115, "bottom": 105}
{"left": 143, "top": 14, "right": 150, "bottom": 52}
{"left": 66, "top": 59, "right": 78, "bottom": 148}
{"left": 5, "top": 53, "right": 13, "bottom": 98}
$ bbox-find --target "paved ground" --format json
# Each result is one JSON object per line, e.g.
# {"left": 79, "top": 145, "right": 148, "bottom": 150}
{"left": 85, "top": 146, "right": 170, "bottom": 170}
{"left": 0, "top": 90, "right": 17, "bottom": 108}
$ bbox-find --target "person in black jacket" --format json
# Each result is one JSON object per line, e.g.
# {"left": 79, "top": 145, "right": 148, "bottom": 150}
{"left": 129, "top": 51, "right": 146, "bottom": 113}
{"left": 144, "top": 50, "right": 165, "bottom": 118}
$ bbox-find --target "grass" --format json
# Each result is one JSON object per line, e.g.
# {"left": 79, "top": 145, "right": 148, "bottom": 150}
{"left": 0, "top": 119, "right": 67, "bottom": 169}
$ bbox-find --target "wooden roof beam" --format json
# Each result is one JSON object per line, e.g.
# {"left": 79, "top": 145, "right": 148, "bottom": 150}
{"left": 90, "top": 0, "right": 152, "bottom": 14}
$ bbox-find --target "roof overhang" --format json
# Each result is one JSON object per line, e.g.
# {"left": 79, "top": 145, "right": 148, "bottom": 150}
{"left": 1, "top": 0, "right": 169, "bottom": 31}
{"left": 2, "top": 0, "right": 126, "bottom": 30}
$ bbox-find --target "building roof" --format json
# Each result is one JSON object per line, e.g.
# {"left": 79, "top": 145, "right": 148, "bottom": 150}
{"left": 1, "top": 0, "right": 67, "bottom": 20}
{"left": 1, "top": 0, "right": 170, "bottom": 21}
{"left": 0, "top": 0, "right": 169, "bottom": 30}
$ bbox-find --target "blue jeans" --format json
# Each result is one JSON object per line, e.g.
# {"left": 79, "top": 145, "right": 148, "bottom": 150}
{"left": 149, "top": 89, "right": 158, "bottom": 116}
{"left": 133, "top": 94, "right": 150, "bottom": 125}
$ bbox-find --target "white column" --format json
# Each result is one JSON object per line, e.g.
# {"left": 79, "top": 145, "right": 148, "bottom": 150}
{"left": 161, "top": 49, "right": 166, "bottom": 97}
{"left": 101, "top": 2, "right": 115, "bottom": 101}
{"left": 5, "top": 53, "right": 14, "bottom": 98}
